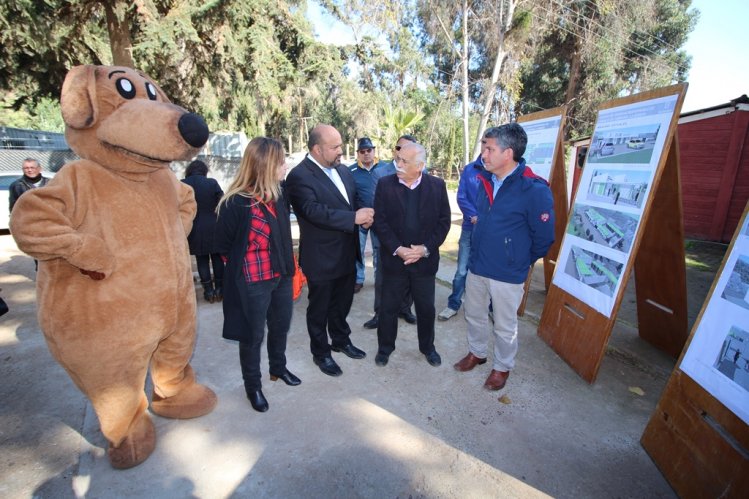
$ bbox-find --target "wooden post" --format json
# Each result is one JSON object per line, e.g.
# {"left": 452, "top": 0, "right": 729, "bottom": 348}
{"left": 641, "top": 201, "right": 749, "bottom": 497}
{"left": 538, "top": 84, "right": 688, "bottom": 382}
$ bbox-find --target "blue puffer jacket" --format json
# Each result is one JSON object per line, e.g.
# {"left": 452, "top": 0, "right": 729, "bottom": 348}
{"left": 468, "top": 159, "right": 555, "bottom": 284}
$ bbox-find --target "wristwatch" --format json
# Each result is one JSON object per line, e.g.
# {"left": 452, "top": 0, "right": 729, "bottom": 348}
{"left": 423, "top": 245, "right": 430, "bottom": 257}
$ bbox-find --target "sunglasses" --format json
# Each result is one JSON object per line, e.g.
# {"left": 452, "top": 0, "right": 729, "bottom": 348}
{"left": 357, "top": 148, "right": 374, "bottom": 153}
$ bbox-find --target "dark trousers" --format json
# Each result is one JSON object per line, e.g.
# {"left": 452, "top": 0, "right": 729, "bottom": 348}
{"left": 374, "top": 251, "right": 414, "bottom": 314}
{"left": 238, "top": 276, "right": 293, "bottom": 391}
{"left": 196, "top": 253, "right": 224, "bottom": 284}
{"left": 377, "top": 272, "right": 436, "bottom": 356}
{"left": 306, "top": 272, "right": 355, "bottom": 360}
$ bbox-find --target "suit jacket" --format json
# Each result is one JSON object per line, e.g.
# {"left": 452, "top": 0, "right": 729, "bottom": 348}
{"left": 373, "top": 173, "right": 451, "bottom": 276}
{"left": 285, "top": 156, "right": 360, "bottom": 281}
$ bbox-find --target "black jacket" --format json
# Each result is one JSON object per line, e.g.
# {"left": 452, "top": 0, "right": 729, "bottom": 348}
{"left": 373, "top": 173, "right": 451, "bottom": 276}
{"left": 181, "top": 174, "right": 223, "bottom": 255}
{"left": 9, "top": 175, "right": 50, "bottom": 212}
{"left": 215, "top": 193, "right": 294, "bottom": 342}
{"left": 284, "top": 156, "right": 360, "bottom": 281}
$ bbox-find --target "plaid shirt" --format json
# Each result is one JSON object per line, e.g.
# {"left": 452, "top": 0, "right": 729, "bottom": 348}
{"left": 243, "top": 200, "right": 280, "bottom": 282}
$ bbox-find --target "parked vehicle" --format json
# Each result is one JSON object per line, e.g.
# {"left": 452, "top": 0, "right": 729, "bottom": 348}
{"left": 600, "top": 143, "right": 615, "bottom": 156}
{"left": 0, "top": 170, "right": 55, "bottom": 231}
{"left": 626, "top": 138, "right": 645, "bottom": 149}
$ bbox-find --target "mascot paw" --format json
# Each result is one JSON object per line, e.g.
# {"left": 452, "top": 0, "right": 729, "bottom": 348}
{"left": 150, "top": 383, "right": 217, "bottom": 419}
{"left": 107, "top": 413, "right": 156, "bottom": 469}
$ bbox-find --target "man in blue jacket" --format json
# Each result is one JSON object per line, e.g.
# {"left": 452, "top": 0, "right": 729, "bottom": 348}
{"left": 437, "top": 155, "right": 484, "bottom": 321}
{"left": 454, "top": 123, "right": 554, "bottom": 391}
{"left": 349, "top": 137, "right": 388, "bottom": 294}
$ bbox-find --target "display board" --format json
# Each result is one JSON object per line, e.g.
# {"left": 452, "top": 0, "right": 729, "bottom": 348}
{"left": 537, "top": 84, "right": 688, "bottom": 382}
{"left": 516, "top": 107, "right": 568, "bottom": 316}
{"left": 641, "top": 201, "right": 749, "bottom": 497}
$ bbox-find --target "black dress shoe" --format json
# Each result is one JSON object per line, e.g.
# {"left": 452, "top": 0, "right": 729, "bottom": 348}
{"left": 399, "top": 310, "right": 417, "bottom": 324}
{"left": 331, "top": 343, "right": 366, "bottom": 359}
{"left": 354, "top": 282, "right": 363, "bottom": 293}
{"left": 375, "top": 352, "right": 389, "bottom": 366}
{"left": 363, "top": 315, "right": 379, "bottom": 329}
{"left": 425, "top": 350, "right": 442, "bottom": 367}
{"left": 246, "top": 389, "right": 269, "bottom": 412}
{"left": 313, "top": 356, "right": 342, "bottom": 376}
{"left": 270, "top": 369, "right": 301, "bottom": 386}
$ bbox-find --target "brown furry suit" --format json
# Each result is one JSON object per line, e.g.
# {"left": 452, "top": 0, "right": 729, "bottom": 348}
{"left": 9, "top": 65, "right": 217, "bottom": 469}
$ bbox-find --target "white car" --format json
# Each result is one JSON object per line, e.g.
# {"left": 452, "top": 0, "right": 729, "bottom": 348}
{"left": 0, "top": 170, "right": 55, "bottom": 232}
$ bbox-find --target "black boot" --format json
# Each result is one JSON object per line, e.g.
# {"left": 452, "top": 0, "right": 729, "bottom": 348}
{"left": 213, "top": 279, "right": 223, "bottom": 302}
{"left": 201, "top": 281, "right": 215, "bottom": 303}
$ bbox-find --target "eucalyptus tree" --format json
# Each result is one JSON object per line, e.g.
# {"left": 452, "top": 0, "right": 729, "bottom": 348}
{"left": 518, "top": 0, "right": 697, "bottom": 138}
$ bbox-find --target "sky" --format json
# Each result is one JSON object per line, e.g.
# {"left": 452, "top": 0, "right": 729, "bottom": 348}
{"left": 306, "top": 0, "right": 748, "bottom": 113}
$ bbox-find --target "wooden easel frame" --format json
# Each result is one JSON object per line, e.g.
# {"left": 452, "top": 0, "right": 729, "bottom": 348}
{"left": 537, "top": 84, "right": 689, "bottom": 382}
{"left": 517, "top": 106, "right": 568, "bottom": 316}
{"left": 641, "top": 202, "right": 749, "bottom": 497}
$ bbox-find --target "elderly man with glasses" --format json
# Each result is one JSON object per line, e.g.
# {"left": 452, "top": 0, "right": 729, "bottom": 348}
{"left": 372, "top": 141, "right": 451, "bottom": 367}
{"left": 359, "top": 135, "right": 419, "bottom": 329}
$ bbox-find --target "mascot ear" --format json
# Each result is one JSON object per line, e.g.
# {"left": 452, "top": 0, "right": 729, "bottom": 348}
{"left": 61, "top": 65, "right": 99, "bottom": 129}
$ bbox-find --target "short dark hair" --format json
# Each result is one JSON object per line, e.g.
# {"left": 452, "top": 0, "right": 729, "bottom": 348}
{"left": 483, "top": 123, "right": 527, "bottom": 161}
{"left": 397, "top": 134, "right": 417, "bottom": 144}
{"left": 185, "top": 160, "right": 208, "bottom": 177}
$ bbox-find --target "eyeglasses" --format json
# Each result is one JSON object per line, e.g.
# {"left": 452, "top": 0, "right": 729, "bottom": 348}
{"left": 357, "top": 148, "right": 373, "bottom": 154}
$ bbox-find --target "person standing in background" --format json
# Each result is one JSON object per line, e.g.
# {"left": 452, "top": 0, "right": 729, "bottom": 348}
{"left": 9, "top": 158, "right": 50, "bottom": 271}
{"left": 182, "top": 160, "right": 224, "bottom": 303}
{"left": 9, "top": 158, "right": 50, "bottom": 212}
{"left": 215, "top": 137, "right": 301, "bottom": 413}
{"left": 349, "top": 137, "right": 388, "bottom": 295}
{"left": 437, "top": 155, "right": 485, "bottom": 321}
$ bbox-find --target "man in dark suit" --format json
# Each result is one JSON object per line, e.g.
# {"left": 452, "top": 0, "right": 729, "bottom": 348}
{"left": 285, "top": 124, "right": 374, "bottom": 377}
{"left": 372, "top": 142, "right": 451, "bottom": 367}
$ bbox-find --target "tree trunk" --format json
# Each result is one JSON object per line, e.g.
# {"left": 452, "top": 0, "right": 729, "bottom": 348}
{"left": 103, "top": 1, "right": 134, "bottom": 68}
{"left": 564, "top": 47, "right": 582, "bottom": 106}
{"left": 461, "top": 0, "right": 470, "bottom": 166}
{"left": 471, "top": 0, "right": 515, "bottom": 160}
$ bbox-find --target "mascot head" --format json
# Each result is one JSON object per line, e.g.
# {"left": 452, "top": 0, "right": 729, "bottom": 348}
{"left": 61, "top": 65, "right": 209, "bottom": 173}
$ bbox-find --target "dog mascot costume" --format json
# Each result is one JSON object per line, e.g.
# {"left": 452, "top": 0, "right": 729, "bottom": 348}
{"left": 10, "top": 65, "right": 217, "bottom": 469}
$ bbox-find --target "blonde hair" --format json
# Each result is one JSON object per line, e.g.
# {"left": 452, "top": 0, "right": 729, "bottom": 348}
{"left": 218, "top": 137, "right": 285, "bottom": 212}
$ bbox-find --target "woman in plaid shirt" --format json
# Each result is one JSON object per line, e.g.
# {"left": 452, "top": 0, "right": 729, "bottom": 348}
{"left": 215, "top": 137, "right": 300, "bottom": 413}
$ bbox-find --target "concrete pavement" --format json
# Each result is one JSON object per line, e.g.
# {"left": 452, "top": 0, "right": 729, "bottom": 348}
{"left": 0, "top": 213, "right": 719, "bottom": 498}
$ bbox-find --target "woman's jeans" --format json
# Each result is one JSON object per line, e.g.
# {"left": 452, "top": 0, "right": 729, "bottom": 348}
{"left": 238, "top": 276, "right": 293, "bottom": 391}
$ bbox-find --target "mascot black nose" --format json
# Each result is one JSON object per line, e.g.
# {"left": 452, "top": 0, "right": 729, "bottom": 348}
{"left": 178, "top": 113, "right": 209, "bottom": 148}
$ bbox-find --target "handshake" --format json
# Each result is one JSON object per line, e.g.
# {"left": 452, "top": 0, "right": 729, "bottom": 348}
{"left": 355, "top": 208, "right": 375, "bottom": 229}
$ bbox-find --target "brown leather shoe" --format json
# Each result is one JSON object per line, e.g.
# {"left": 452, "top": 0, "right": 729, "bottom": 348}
{"left": 484, "top": 370, "right": 509, "bottom": 391}
{"left": 453, "top": 352, "right": 487, "bottom": 372}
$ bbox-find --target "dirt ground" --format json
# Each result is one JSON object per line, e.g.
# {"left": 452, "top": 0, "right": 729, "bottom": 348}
{"left": 0, "top": 223, "right": 727, "bottom": 498}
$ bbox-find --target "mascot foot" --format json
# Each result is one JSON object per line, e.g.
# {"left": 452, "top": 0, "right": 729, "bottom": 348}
{"left": 151, "top": 383, "right": 217, "bottom": 419}
{"left": 108, "top": 413, "right": 156, "bottom": 469}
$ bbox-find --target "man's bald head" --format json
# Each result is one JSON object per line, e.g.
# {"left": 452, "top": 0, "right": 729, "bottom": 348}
{"left": 308, "top": 124, "right": 343, "bottom": 168}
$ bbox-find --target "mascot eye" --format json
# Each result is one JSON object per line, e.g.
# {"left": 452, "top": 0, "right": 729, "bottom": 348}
{"left": 115, "top": 78, "right": 136, "bottom": 99}
{"left": 145, "top": 82, "right": 158, "bottom": 101}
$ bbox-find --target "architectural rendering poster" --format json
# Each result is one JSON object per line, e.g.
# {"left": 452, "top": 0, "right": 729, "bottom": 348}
{"left": 551, "top": 93, "right": 679, "bottom": 317}
{"left": 680, "top": 214, "right": 749, "bottom": 425}
{"left": 520, "top": 115, "right": 563, "bottom": 181}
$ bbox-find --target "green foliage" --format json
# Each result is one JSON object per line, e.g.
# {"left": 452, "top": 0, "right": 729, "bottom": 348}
{"left": 0, "top": 0, "right": 698, "bottom": 174}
